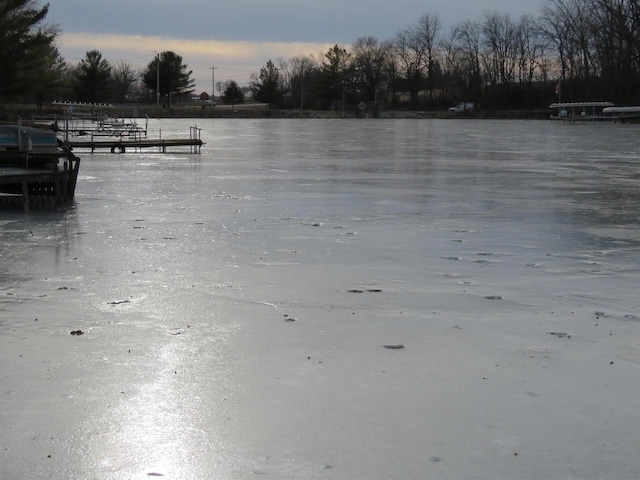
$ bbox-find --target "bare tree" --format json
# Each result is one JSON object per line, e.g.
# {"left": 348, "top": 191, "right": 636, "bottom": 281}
{"left": 351, "top": 36, "right": 392, "bottom": 102}
{"left": 481, "top": 11, "right": 518, "bottom": 88}
{"left": 453, "top": 20, "right": 484, "bottom": 100}
{"left": 394, "top": 26, "right": 426, "bottom": 104}
{"left": 111, "top": 61, "right": 139, "bottom": 103}
{"left": 589, "top": 0, "right": 640, "bottom": 100}
{"left": 382, "top": 48, "right": 401, "bottom": 106}
{"left": 417, "top": 13, "right": 442, "bottom": 103}
{"left": 546, "top": 0, "right": 596, "bottom": 81}
{"left": 394, "top": 14, "right": 443, "bottom": 105}
{"left": 285, "top": 55, "right": 318, "bottom": 109}
{"left": 514, "top": 15, "right": 548, "bottom": 86}
{"left": 540, "top": 1, "right": 571, "bottom": 81}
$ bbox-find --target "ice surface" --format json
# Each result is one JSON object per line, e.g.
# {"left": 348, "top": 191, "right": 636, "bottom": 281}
{"left": 1, "top": 119, "right": 639, "bottom": 479}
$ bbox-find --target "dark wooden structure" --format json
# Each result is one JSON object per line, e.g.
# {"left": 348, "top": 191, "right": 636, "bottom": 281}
{"left": 0, "top": 140, "right": 81, "bottom": 212}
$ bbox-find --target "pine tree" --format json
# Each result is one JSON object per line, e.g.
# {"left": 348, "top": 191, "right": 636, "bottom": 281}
{"left": 142, "top": 51, "right": 195, "bottom": 107}
{"left": 319, "top": 45, "right": 353, "bottom": 107}
{"left": 73, "top": 50, "right": 112, "bottom": 103}
{"left": 29, "top": 41, "right": 66, "bottom": 107}
{"left": 249, "top": 60, "right": 285, "bottom": 108}
{"left": 222, "top": 80, "right": 244, "bottom": 109}
{"left": 0, "top": 0, "right": 56, "bottom": 99}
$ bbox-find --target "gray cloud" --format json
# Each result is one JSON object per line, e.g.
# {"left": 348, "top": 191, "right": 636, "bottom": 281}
{"left": 50, "top": 0, "right": 544, "bottom": 44}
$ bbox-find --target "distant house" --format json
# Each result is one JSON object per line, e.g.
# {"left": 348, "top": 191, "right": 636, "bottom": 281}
{"left": 194, "top": 91, "right": 215, "bottom": 106}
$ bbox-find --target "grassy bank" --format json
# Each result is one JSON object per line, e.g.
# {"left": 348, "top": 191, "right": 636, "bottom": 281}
{"left": 2, "top": 103, "right": 552, "bottom": 122}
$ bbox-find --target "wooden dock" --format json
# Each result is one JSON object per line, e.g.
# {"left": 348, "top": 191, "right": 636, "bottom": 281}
{"left": 68, "top": 137, "right": 204, "bottom": 153}
{"left": 67, "top": 126, "right": 204, "bottom": 153}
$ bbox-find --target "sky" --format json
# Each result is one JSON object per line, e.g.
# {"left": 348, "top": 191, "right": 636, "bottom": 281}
{"left": 48, "top": 0, "right": 547, "bottom": 94}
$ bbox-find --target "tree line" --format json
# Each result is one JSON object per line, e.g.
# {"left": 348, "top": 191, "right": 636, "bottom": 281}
{"left": 2, "top": 0, "right": 640, "bottom": 110}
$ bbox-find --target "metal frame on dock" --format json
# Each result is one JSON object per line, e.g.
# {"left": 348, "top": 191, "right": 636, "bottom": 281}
{"left": 35, "top": 107, "right": 204, "bottom": 153}
{"left": 67, "top": 126, "right": 203, "bottom": 153}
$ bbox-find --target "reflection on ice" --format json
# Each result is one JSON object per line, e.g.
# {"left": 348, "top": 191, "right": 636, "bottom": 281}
{"left": 1, "top": 119, "right": 640, "bottom": 479}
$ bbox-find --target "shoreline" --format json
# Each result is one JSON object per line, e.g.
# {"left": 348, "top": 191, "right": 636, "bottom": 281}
{"left": 2, "top": 104, "right": 552, "bottom": 122}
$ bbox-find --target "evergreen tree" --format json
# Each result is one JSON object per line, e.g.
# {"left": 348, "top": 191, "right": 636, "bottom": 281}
{"left": 0, "top": 0, "right": 56, "bottom": 99}
{"left": 73, "top": 50, "right": 112, "bottom": 103}
{"left": 142, "top": 51, "right": 195, "bottom": 107}
{"left": 249, "top": 59, "right": 285, "bottom": 108}
{"left": 29, "top": 40, "right": 67, "bottom": 107}
{"left": 222, "top": 80, "right": 244, "bottom": 109}
{"left": 318, "top": 45, "right": 353, "bottom": 107}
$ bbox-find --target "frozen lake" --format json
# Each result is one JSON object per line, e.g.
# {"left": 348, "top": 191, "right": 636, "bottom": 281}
{"left": 1, "top": 118, "right": 640, "bottom": 479}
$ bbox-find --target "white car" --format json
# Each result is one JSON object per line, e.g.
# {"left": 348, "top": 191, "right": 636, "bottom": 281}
{"left": 449, "top": 102, "right": 474, "bottom": 113}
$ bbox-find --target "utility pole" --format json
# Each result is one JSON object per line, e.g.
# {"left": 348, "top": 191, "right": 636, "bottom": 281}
{"left": 210, "top": 66, "right": 218, "bottom": 101}
{"left": 155, "top": 52, "right": 160, "bottom": 106}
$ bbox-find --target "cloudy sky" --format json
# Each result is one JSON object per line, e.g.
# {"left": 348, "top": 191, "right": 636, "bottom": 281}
{"left": 49, "top": 0, "right": 547, "bottom": 94}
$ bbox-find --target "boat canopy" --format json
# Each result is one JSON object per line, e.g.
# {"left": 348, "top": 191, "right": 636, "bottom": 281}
{"left": 602, "top": 106, "right": 640, "bottom": 114}
{"left": 0, "top": 125, "right": 57, "bottom": 151}
{"left": 549, "top": 102, "right": 614, "bottom": 109}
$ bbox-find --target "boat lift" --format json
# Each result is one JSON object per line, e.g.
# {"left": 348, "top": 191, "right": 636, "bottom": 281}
{"left": 549, "top": 102, "right": 614, "bottom": 123}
